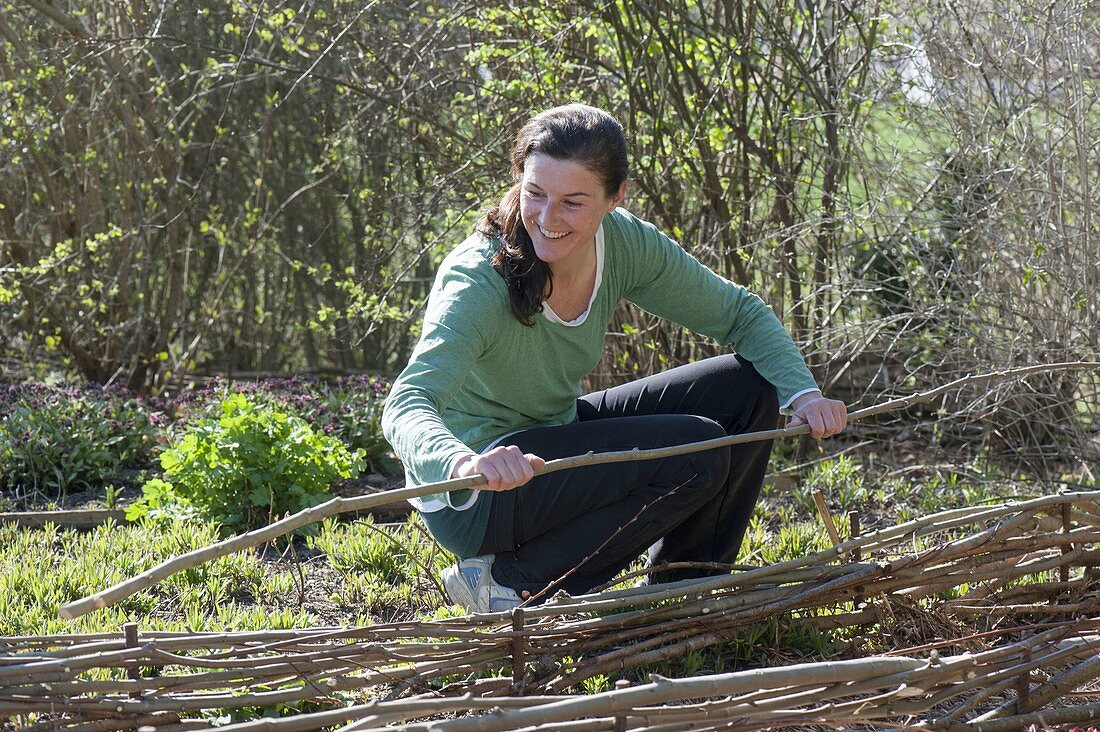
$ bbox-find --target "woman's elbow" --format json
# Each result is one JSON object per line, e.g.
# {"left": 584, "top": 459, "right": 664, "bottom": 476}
{"left": 380, "top": 396, "right": 399, "bottom": 443}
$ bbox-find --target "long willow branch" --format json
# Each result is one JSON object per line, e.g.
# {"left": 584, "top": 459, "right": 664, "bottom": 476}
{"left": 59, "top": 361, "right": 1099, "bottom": 619}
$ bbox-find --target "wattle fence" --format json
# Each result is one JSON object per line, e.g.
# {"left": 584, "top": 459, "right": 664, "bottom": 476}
{"left": 4, "top": 492, "right": 1100, "bottom": 730}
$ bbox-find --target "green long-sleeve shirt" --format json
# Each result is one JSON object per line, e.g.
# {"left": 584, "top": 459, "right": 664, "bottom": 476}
{"left": 381, "top": 208, "right": 819, "bottom": 555}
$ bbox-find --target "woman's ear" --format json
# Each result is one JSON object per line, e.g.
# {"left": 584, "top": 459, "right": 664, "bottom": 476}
{"left": 609, "top": 180, "right": 628, "bottom": 210}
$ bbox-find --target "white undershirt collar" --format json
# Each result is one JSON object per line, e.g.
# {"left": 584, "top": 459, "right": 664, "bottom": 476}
{"left": 540, "top": 222, "right": 605, "bottom": 327}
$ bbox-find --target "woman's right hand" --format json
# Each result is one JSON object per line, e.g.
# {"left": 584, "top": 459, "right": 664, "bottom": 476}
{"left": 451, "top": 446, "right": 546, "bottom": 491}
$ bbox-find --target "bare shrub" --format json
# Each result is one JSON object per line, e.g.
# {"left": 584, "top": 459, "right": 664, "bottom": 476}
{"left": 0, "top": 0, "right": 1094, "bottom": 467}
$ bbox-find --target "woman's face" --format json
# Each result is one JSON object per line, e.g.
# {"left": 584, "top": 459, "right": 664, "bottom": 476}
{"left": 519, "top": 153, "right": 626, "bottom": 272}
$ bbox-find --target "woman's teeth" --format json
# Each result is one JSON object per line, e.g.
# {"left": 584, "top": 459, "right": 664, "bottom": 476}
{"left": 537, "top": 223, "right": 568, "bottom": 239}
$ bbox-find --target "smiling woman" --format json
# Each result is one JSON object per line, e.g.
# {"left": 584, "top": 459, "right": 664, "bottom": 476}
{"left": 480, "top": 105, "right": 631, "bottom": 328}
{"left": 381, "top": 104, "right": 847, "bottom": 614}
{"left": 521, "top": 155, "right": 624, "bottom": 322}
{"left": 522, "top": 156, "right": 623, "bottom": 270}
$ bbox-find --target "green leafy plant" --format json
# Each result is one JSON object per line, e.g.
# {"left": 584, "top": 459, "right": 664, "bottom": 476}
{"left": 128, "top": 394, "right": 363, "bottom": 533}
{"left": 173, "top": 375, "right": 394, "bottom": 471}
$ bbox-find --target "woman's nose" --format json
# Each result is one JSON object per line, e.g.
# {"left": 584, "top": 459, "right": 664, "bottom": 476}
{"left": 538, "top": 201, "right": 559, "bottom": 223}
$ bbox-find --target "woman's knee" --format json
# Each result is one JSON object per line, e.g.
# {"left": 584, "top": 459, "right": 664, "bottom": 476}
{"left": 676, "top": 414, "right": 727, "bottom": 444}
{"left": 709, "top": 357, "right": 781, "bottom": 433}
{"left": 679, "top": 417, "right": 731, "bottom": 490}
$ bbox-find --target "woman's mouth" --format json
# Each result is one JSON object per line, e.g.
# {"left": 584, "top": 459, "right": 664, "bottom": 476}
{"left": 536, "top": 222, "right": 569, "bottom": 240}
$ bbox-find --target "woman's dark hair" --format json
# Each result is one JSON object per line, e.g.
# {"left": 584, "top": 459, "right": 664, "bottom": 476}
{"left": 478, "top": 104, "right": 629, "bottom": 326}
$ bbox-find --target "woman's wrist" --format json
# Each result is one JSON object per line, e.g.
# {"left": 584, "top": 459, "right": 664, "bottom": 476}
{"left": 788, "top": 389, "right": 824, "bottom": 412}
{"left": 450, "top": 454, "right": 476, "bottom": 479}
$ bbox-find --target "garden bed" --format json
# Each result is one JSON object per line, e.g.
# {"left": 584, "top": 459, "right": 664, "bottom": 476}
{"left": 3, "top": 375, "right": 1098, "bottom": 728}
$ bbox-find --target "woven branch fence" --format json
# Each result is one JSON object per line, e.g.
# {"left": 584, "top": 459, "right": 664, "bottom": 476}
{"left": 5, "top": 492, "right": 1100, "bottom": 730}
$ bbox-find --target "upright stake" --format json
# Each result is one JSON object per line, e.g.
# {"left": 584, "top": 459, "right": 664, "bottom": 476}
{"left": 124, "top": 622, "right": 141, "bottom": 699}
{"left": 848, "top": 510, "right": 863, "bottom": 606}
{"left": 812, "top": 490, "right": 842, "bottom": 546}
{"left": 511, "top": 607, "right": 526, "bottom": 689}
{"left": 614, "top": 679, "right": 631, "bottom": 732}
{"left": 1061, "top": 502, "right": 1072, "bottom": 584}
{"left": 1015, "top": 647, "right": 1032, "bottom": 713}
{"left": 848, "top": 510, "right": 861, "bottom": 561}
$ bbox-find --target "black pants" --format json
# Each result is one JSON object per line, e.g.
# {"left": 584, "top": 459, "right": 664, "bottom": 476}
{"left": 479, "top": 354, "right": 779, "bottom": 597}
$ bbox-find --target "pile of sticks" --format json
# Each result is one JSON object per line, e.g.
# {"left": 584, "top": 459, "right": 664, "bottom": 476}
{"left": 4, "top": 492, "right": 1100, "bottom": 730}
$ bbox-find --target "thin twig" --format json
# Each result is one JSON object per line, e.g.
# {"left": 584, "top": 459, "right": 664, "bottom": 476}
{"left": 520, "top": 475, "right": 695, "bottom": 608}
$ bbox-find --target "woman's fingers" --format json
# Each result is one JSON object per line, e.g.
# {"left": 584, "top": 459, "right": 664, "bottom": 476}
{"left": 471, "top": 446, "right": 544, "bottom": 491}
{"left": 807, "top": 409, "right": 826, "bottom": 439}
{"left": 832, "top": 401, "right": 848, "bottom": 432}
{"left": 787, "top": 396, "right": 848, "bottom": 439}
{"left": 451, "top": 449, "right": 543, "bottom": 490}
{"left": 478, "top": 459, "right": 505, "bottom": 490}
{"left": 496, "top": 445, "right": 530, "bottom": 485}
{"left": 820, "top": 400, "right": 847, "bottom": 435}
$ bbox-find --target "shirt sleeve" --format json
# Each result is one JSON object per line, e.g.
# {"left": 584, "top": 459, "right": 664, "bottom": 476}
{"left": 615, "top": 211, "right": 820, "bottom": 407}
{"left": 381, "top": 255, "right": 502, "bottom": 506}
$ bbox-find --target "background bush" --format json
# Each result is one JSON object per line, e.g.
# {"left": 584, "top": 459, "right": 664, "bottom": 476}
{"left": 171, "top": 375, "right": 393, "bottom": 468}
{"left": 0, "top": 0, "right": 1095, "bottom": 472}
{"left": 0, "top": 375, "right": 390, "bottom": 504}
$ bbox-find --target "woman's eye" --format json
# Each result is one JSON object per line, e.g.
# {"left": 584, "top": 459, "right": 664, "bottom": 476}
{"left": 565, "top": 200, "right": 582, "bottom": 208}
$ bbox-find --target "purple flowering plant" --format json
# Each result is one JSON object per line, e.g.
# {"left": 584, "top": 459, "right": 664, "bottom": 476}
{"left": 0, "top": 380, "right": 157, "bottom": 498}
{"left": 0, "top": 373, "right": 394, "bottom": 504}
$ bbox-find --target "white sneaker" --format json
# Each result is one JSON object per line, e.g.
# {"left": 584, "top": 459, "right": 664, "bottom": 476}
{"left": 442, "top": 554, "right": 522, "bottom": 614}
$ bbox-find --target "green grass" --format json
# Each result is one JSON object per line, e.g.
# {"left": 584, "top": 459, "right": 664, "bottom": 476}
{"left": 758, "top": 452, "right": 1037, "bottom": 537}
{"left": 308, "top": 514, "right": 452, "bottom": 616}
{"left": 0, "top": 518, "right": 308, "bottom": 636}
{"left": 0, "top": 457, "right": 1049, "bottom": 637}
{"left": 0, "top": 514, "right": 453, "bottom": 636}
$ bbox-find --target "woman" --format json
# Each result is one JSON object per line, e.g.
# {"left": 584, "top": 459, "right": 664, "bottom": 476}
{"left": 382, "top": 104, "right": 846, "bottom": 614}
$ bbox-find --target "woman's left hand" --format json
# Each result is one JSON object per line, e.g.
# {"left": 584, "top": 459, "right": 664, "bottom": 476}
{"left": 787, "top": 391, "right": 847, "bottom": 439}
